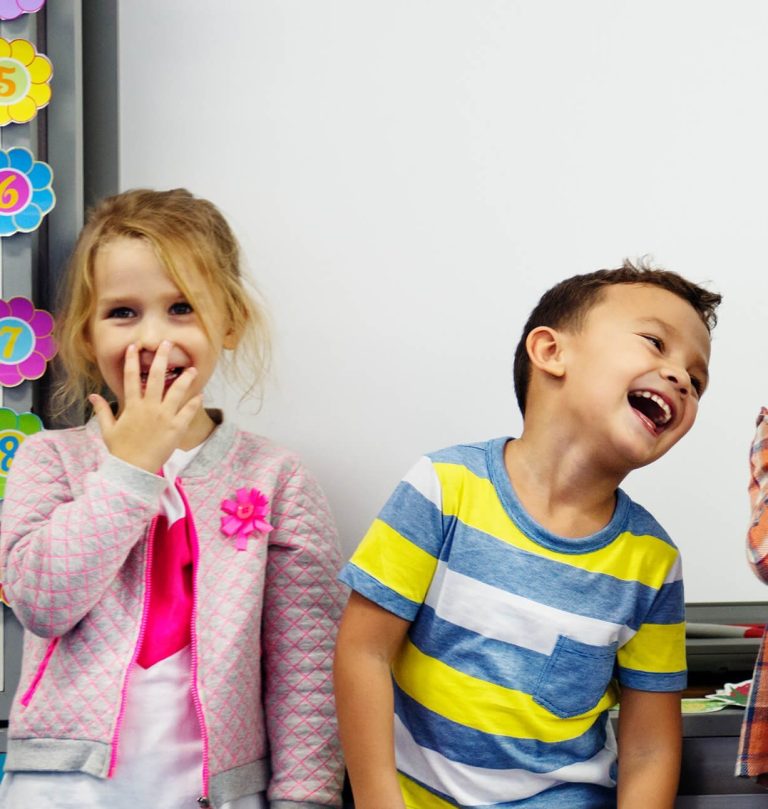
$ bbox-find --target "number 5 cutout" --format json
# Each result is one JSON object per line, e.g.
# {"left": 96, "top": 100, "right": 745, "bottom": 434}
{"left": 0, "top": 38, "right": 51, "bottom": 126}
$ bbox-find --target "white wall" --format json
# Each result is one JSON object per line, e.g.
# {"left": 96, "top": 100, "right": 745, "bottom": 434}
{"left": 118, "top": 1, "right": 768, "bottom": 603}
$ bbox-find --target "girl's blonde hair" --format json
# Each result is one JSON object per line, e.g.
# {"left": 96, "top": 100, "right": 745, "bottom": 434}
{"left": 53, "top": 188, "right": 270, "bottom": 420}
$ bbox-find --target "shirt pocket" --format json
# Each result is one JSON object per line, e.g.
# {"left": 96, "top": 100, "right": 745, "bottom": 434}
{"left": 532, "top": 635, "right": 618, "bottom": 718}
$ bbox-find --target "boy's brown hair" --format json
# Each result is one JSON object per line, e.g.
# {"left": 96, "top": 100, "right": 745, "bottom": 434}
{"left": 513, "top": 259, "right": 722, "bottom": 414}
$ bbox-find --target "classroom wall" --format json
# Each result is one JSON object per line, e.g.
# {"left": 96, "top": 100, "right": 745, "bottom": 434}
{"left": 117, "top": 1, "right": 768, "bottom": 603}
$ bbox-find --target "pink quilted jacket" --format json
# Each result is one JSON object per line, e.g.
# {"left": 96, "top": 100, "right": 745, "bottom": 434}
{"left": 0, "top": 414, "right": 345, "bottom": 809}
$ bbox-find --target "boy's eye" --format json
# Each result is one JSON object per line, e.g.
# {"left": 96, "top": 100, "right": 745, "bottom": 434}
{"left": 107, "top": 306, "right": 135, "bottom": 319}
{"left": 690, "top": 375, "right": 703, "bottom": 396}
{"left": 643, "top": 334, "right": 663, "bottom": 351}
{"left": 170, "top": 301, "right": 193, "bottom": 315}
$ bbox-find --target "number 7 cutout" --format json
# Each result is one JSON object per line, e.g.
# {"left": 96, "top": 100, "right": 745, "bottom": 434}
{"left": 0, "top": 297, "right": 56, "bottom": 387}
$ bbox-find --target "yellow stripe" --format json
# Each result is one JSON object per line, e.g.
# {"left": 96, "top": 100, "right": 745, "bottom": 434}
{"left": 350, "top": 519, "right": 438, "bottom": 605}
{"left": 398, "top": 772, "right": 454, "bottom": 809}
{"left": 434, "top": 462, "right": 678, "bottom": 589}
{"left": 618, "top": 622, "right": 686, "bottom": 674}
{"left": 393, "top": 640, "right": 617, "bottom": 742}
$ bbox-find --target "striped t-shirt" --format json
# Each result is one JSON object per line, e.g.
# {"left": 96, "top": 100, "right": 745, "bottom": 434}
{"left": 339, "top": 438, "right": 686, "bottom": 809}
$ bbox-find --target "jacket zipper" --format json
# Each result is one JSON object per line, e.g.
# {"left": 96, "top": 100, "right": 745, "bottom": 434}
{"left": 20, "top": 636, "right": 59, "bottom": 706}
{"left": 177, "top": 478, "right": 212, "bottom": 805}
{"left": 108, "top": 515, "right": 158, "bottom": 778}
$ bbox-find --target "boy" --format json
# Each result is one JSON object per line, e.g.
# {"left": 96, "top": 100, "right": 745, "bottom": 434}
{"left": 334, "top": 261, "right": 721, "bottom": 809}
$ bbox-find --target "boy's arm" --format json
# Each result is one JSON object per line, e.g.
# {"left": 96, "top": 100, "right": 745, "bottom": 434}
{"left": 616, "top": 687, "right": 682, "bottom": 809}
{"left": 334, "top": 591, "right": 411, "bottom": 809}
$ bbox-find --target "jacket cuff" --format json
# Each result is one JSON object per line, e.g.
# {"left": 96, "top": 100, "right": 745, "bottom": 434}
{"left": 271, "top": 801, "right": 342, "bottom": 809}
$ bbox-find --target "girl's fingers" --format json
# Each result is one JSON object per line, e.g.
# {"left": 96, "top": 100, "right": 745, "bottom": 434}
{"left": 162, "top": 365, "right": 198, "bottom": 410}
{"left": 176, "top": 393, "right": 204, "bottom": 425}
{"left": 88, "top": 393, "right": 115, "bottom": 433}
{"left": 143, "top": 340, "right": 172, "bottom": 401}
{"left": 122, "top": 344, "right": 141, "bottom": 404}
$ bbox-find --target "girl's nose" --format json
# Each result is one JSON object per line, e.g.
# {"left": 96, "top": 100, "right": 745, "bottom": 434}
{"left": 135, "top": 317, "right": 164, "bottom": 352}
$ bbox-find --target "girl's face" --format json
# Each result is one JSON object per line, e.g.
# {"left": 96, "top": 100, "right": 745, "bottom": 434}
{"left": 87, "top": 236, "right": 235, "bottom": 414}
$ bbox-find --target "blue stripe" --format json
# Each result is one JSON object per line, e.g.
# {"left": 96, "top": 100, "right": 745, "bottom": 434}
{"left": 446, "top": 525, "right": 662, "bottom": 628}
{"left": 645, "top": 580, "right": 685, "bottom": 623}
{"left": 399, "top": 770, "right": 615, "bottom": 808}
{"left": 410, "top": 604, "right": 546, "bottom": 693}
{"left": 379, "top": 481, "right": 445, "bottom": 558}
{"left": 338, "top": 564, "right": 421, "bottom": 620}
{"left": 618, "top": 665, "right": 686, "bottom": 691}
{"left": 624, "top": 500, "right": 675, "bottom": 547}
{"left": 428, "top": 442, "right": 494, "bottom": 480}
{"left": 394, "top": 682, "right": 609, "bottom": 773}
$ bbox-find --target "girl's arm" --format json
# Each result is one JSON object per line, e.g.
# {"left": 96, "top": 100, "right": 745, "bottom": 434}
{"left": 334, "top": 592, "right": 410, "bottom": 809}
{"left": 748, "top": 408, "right": 768, "bottom": 582}
{"left": 0, "top": 434, "right": 165, "bottom": 637}
{"left": 616, "top": 688, "right": 682, "bottom": 809}
{"left": 261, "top": 460, "right": 346, "bottom": 809}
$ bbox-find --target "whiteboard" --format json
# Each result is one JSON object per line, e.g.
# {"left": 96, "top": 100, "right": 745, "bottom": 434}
{"left": 117, "top": 1, "right": 768, "bottom": 603}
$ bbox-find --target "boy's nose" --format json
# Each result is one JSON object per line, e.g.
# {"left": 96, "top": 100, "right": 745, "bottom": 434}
{"left": 662, "top": 367, "right": 689, "bottom": 396}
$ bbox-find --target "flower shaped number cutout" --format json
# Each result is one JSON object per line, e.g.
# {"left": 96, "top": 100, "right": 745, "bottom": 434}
{"left": 0, "top": 0, "right": 45, "bottom": 21}
{"left": 0, "top": 297, "right": 56, "bottom": 387}
{"left": 221, "top": 488, "right": 273, "bottom": 550}
{"left": 0, "top": 147, "right": 54, "bottom": 235}
{"left": 0, "top": 406, "right": 42, "bottom": 499}
{"left": 0, "top": 38, "right": 52, "bottom": 125}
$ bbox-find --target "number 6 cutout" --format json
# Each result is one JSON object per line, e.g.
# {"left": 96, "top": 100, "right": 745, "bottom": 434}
{"left": 0, "top": 148, "right": 54, "bottom": 236}
{"left": 0, "top": 297, "right": 56, "bottom": 387}
{"left": 0, "top": 38, "right": 52, "bottom": 125}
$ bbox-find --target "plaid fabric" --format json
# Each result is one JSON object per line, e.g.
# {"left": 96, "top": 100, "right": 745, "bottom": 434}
{"left": 736, "top": 408, "right": 768, "bottom": 778}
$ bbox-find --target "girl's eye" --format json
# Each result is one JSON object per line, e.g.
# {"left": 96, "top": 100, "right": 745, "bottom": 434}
{"left": 107, "top": 307, "right": 135, "bottom": 319}
{"left": 690, "top": 375, "right": 703, "bottom": 396}
{"left": 170, "top": 301, "right": 193, "bottom": 315}
{"left": 643, "top": 334, "right": 663, "bottom": 351}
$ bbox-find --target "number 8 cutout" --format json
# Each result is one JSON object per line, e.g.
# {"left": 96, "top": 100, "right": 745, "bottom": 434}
{"left": 0, "top": 38, "right": 51, "bottom": 125}
{"left": 0, "top": 297, "right": 56, "bottom": 387}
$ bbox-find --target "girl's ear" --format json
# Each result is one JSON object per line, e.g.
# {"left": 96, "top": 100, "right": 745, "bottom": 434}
{"left": 222, "top": 325, "right": 239, "bottom": 351}
{"left": 526, "top": 326, "right": 566, "bottom": 379}
{"left": 82, "top": 330, "right": 96, "bottom": 361}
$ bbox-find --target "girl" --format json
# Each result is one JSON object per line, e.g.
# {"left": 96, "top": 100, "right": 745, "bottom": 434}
{"left": 0, "top": 189, "right": 345, "bottom": 809}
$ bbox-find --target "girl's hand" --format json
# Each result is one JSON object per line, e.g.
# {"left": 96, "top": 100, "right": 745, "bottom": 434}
{"left": 89, "top": 341, "right": 203, "bottom": 473}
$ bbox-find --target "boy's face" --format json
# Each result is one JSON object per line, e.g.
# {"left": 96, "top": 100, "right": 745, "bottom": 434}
{"left": 560, "top": 283, "right": 711, "bottom": 472}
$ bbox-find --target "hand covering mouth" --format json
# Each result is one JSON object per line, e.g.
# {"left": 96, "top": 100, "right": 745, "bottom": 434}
{"left": 139, "top": 367, "right": 184, "bottom": 384}
{"left": 628, "top": 390, "right": 674, "bottom": 429}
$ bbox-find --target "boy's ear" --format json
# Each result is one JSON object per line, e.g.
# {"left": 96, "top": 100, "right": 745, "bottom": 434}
{"left": 526, "top": 326, "right": 566, "bottom": 379}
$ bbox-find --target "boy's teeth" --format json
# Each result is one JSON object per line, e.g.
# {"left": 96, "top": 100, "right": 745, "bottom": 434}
{"left": 630, "top": 391, "right": 672, "bottom": 425}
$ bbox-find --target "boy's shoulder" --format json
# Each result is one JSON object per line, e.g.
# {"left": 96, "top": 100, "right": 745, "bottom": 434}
{"left": 621, "top": 492, "right": 678, "bottom": 550}
{"left": 424, "top": 437, "right": 506, "bottom": 475}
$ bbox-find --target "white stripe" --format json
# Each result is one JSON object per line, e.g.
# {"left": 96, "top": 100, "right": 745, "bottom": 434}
{"left": 663, "top": 553, "right": 682, "bottom": 584}
{"left": 425, "top": 563, "right": 633, "bottom": 654}
{"left": 394, "top": 714, "right": 615, "bottom": 804}
{"left": 402, "top": 456, "right": 442, "bottom": 511}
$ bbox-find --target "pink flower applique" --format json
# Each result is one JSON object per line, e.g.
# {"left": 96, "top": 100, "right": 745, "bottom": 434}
{"left": 221, "top": 487, "right": 273, "bottom": 550}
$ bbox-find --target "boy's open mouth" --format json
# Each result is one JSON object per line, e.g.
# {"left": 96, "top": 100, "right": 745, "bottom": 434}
{"left": 628, "top": 390, "right": 673, "bottom": 431}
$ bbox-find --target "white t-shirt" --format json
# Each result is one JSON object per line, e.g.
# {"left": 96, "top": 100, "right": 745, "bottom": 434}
{"left": 0, "top": 446, "right": 266, "bottom": 809}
